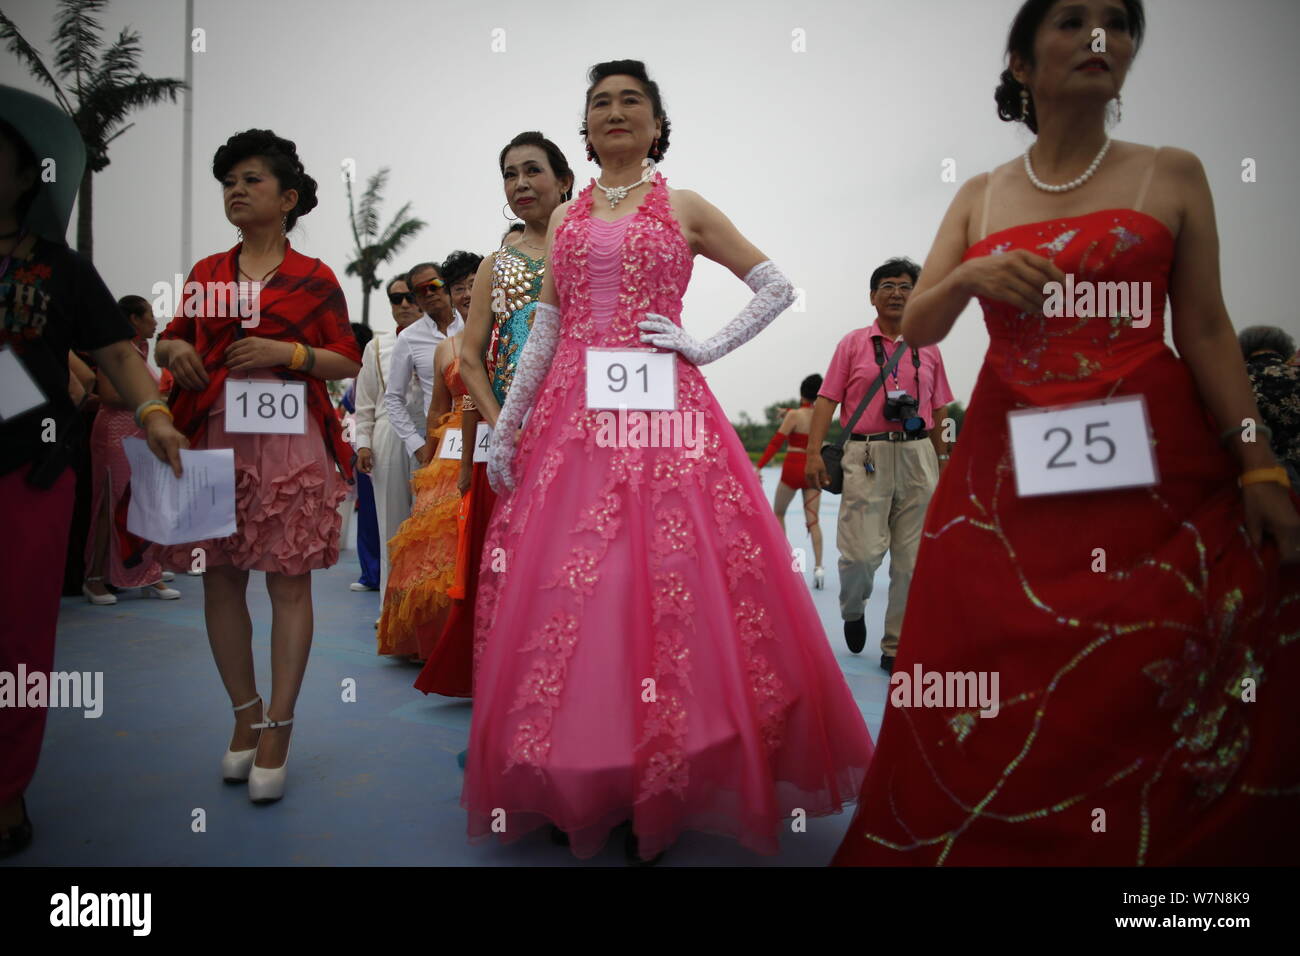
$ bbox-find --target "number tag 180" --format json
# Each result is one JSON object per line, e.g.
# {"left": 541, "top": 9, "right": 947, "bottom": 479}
{"left": 224, "top": 379, "right": 307, "bottom": 435}
{"left": 1006, "top": 394, "right": 1157, "bottom": 497}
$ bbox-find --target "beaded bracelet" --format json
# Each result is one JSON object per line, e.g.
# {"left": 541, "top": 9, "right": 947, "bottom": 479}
{"left": 1220, "top": 421, "right": 1273, "bottom": 445}
{"left": 134, "top": 399, "right": 173, "bottom": 428}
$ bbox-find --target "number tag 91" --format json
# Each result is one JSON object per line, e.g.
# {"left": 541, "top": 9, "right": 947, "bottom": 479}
{"left": 224, "top": 379, "right": 307, "bottom": 435}
{"left": 1007, "top": 394, "right": 1157, "bottom": 497}
{"left": 586, "top": 347, "right": 676, "bottom": 411}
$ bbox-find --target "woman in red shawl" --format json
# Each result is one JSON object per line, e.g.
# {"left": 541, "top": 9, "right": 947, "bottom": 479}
{"left": 155, "top": 130, "right": 361, "bottom": 805}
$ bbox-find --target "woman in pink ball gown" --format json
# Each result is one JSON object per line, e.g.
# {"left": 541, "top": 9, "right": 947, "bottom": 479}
{"left": 462, "top": 60, "right": 873, "bottom": 863}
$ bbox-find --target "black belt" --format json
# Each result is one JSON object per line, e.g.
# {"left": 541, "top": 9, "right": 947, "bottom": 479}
{"left": 848, "top": 429, "right": 929, "bottom": 442}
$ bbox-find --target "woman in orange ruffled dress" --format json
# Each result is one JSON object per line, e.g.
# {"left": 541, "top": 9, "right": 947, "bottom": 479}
{"left": 377, "top": 331, "right": 472, "bottom": 660}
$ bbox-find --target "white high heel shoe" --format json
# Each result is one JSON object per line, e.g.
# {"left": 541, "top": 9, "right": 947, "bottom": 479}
{"left": 247, "top": 714, "right": 294, "bottom": 804}
{"left": 221, "top": 695, "right": 262, "bottom": 783}
{"left": 82, "top": 577, "right": 116, "bottom": 605}
{"left": 814, "top": 566, "right": 825, "bottom": 590}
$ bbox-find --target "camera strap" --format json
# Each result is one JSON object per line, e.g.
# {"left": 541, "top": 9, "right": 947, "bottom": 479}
{"left": 837, "top": 336, "right": 908, "bottom": 448}
{"left": 871, "top": 335, "right": 920, "bottom": 398}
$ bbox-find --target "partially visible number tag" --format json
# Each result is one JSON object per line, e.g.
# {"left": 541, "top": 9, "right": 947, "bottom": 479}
{"left": 438, "top": 421, "right": 492, "bottom": 461}
{"left": 0, "top": 345, "right": 48, "bottom": 421}
{"left": 1007, "top": 395, "right": 1157, "bottom": 497}
{"left": 438, "top": 428, "right": 464, "bottom": 460}
{"left": 586, "top": 348, "right": 676, "bottom": 411}
{"left": 224, "top": 379, "right": 306, "bottom": 435}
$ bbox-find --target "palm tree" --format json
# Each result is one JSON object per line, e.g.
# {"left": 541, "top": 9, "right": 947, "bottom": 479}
{"left": 344, "top": 166, "right": 426, "bottom": 327}
{"left": 0, "top": 0, "right": 185, "bottom": 260}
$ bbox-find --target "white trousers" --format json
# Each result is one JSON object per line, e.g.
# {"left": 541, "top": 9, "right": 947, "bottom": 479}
{"left": 370, "top": 418, "right": 415, "bottom": 599}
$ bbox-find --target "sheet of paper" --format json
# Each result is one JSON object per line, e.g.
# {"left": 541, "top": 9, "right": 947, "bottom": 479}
{"left": 123, "top": 437, "right": 237, "bottom": 545}
{"left": 0, "top": 346, "right": 48, "bottom": 421}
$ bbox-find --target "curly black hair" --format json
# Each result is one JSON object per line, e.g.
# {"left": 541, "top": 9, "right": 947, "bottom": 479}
{"left": 441, "top": 250, "right": 484, "bottom": 288}
{"left": 212, "top": 129, "right": 319, "bottom": 231}
{"left": 579, "top": 60, "right": 671, "bottom": 167}
{"left": 994, "top": 0, "right": 1146, "bottom": 134}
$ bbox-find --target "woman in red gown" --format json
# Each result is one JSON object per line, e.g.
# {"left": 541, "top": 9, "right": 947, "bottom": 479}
{"left": 833, "top": 0, "right": 1300, "bottom": 866}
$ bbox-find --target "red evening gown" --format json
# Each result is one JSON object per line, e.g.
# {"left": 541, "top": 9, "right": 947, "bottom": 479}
{"left": 833, "top": 209, "right": 1300, "bottom": 865}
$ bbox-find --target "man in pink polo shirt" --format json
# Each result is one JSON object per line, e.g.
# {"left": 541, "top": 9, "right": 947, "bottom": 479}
{"left": 807, "top": 258, "right": 954, "bottom": 672}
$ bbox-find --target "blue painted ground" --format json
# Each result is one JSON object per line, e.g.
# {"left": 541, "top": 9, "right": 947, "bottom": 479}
{"left": 7, "top": 468, "right": 893, "bottom": 866}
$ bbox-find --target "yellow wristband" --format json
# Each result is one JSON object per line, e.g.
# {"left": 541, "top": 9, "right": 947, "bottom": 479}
{"left": 135, "top": 400, "right": 173, "bottom": 427}
{"left": 288, "top": 342, "right": 307, "bottom": 370}
{"left": 1239, "top": 467, "right": 1291, "bottom": 490}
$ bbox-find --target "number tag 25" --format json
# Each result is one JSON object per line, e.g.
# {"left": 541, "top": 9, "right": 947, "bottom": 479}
{"left": 224, "top": 379, "right": 307, "bottom": 435}
{"left": 1007, "top": 394, "right": 1158, "bottom": 497}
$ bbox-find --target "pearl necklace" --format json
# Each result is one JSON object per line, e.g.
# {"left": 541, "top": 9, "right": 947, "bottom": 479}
{"left": 594, "top": 163, "right": 657, "bottom": 209}
{"left": 1024, "top": 138, "right": 1112, "bottom": 193}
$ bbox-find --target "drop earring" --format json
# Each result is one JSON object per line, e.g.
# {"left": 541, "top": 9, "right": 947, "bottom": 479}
{"left": 237, "top": 227, "right": 244, "bottom": 243}
{"left": 585, "top": 139, "right": 595, "bottom": 163}
{"left": 1115, "top": 93, "right": 1123, "bottom": 124}
{"left": 281, "top": 215, "right": 288, "bottom": 235}
{"left": 1020, "top": 88, "right": 1030, "bottom": 123}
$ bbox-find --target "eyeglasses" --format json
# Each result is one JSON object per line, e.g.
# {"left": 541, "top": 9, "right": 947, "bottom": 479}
{"left": 877, "top": 283, "right": 914, "bottom": 293}
{"left": 388, "top": 292, "right": 416, "bottom": 305}
{"left": 413, "top": 279, "right": 446, "bottom": 296}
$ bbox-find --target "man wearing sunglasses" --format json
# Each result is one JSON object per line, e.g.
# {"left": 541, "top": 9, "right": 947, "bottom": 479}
{"left": 353, "top": 273, "right": 427, "bottom": 605}
{"left": 384, "top": 261, "right": 465, "bottom": 467}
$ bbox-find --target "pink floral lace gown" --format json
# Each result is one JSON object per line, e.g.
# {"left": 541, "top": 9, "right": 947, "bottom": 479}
{"left": 462, "top": 175, "right": 873, "bottom": 859}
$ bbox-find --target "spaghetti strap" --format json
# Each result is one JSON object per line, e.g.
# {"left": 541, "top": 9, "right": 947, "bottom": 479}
{"left": 977, "top": 171, "right": 994, "bottom": 240}
{"left": 1133, "top": 146, "right": 1159, "bottom": 214}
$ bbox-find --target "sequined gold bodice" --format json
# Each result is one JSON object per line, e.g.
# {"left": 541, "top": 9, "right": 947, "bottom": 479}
{"left": 489, "top": 245, "right": 545, "bottom": 405}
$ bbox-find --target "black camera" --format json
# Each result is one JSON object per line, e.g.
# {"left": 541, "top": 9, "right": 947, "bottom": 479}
{"left": 884, "top": 392, "right": 925, "bottom": 433}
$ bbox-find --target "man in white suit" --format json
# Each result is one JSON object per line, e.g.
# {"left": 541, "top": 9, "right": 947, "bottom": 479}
{"left": 353, "top": 273, "right": 424, "bottom": 615}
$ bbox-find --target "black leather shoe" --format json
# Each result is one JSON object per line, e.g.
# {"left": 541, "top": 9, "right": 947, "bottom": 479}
{"left": 844, "top": 619, "right": 867, "bottom": 654}
{"left": 880, "top": 654, "right": 895, "bottom": 674}
{"left": 0, "top": 797, "right": 32, "bottom": 859}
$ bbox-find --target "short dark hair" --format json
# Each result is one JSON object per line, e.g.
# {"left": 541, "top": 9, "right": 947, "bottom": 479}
{"left": 498, "top": 131, "right": 575, "bottom": 202}
{"left": 800, "top": 374, "right": 823, "bottom": 402}
{"left": 212, "top": 129, "right": 319, "bottom": 231}
{"left": 407, "top": 261, "right": 442, "bottom": 282}
{"left": 385, "top": 273, "right": 409, "bottom": 295}
{"left": 441, "top": 250, "right": 484, "bottom": 288}
{"left": 0, "top": 117, "right": 41, "bottom": 227}
{"left": 870, "top": 257, "right": 921, "bottom": 293}
{"left": 995, "top": 0, "right": 1147, "bottom": 134}
{"left": 117, "top": 294, "right": 151, "bottom": 320}
{"left": 579, "top": 60, "right": 672, "bottom": 167}
{"left": 1239, "top": 325, "right": 1296, "bottom": 362}
{"left": 351, "top": 321, "right": 374, "bottom": 352}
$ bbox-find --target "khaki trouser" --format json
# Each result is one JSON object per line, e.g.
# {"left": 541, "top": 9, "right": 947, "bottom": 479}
{"left": 837, "top": 437, "right": 939, "bottom": 656}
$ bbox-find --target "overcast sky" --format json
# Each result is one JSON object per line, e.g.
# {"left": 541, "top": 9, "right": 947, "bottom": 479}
{"left": 3, "top": 0, "right": 1298, "bottom": 418}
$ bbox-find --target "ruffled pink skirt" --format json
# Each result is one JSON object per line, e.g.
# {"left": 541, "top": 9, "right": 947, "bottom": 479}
{"left": 159, "top": 373, "right": 346, "bottom": 575}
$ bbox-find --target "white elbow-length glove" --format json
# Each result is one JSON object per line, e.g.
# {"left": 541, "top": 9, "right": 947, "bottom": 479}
{"left": 486, "top": 301, "right": 562, "bottom": 494}
{"left": 636, "top": 261, "right": 795, "bottom": 365}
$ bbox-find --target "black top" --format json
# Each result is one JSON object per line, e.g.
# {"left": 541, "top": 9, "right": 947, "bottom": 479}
{"left": 0, "top": 236, "right": 134, "bottom": 478}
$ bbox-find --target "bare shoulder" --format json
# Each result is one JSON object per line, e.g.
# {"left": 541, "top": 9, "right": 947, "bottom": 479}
{"left": 1152, "top": 145, "right": 1205, "bottom": 181}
